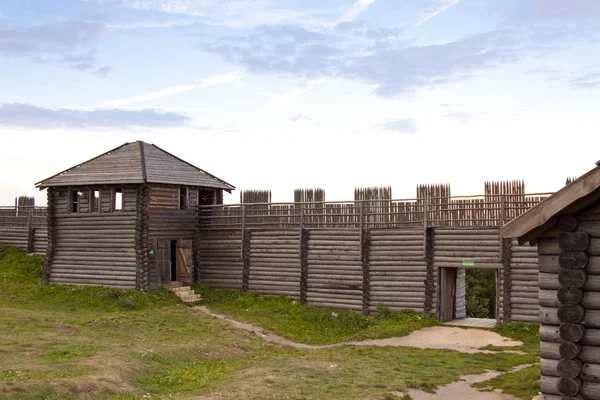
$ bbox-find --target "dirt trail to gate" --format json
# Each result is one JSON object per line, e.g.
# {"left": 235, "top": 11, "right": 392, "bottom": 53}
{"left": 192, "top": 306, "right": 523, "bottom": 353}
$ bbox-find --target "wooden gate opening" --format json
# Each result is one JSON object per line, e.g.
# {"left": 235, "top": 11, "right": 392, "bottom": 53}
{"left": 156, "top": 239, "right": 193, "bottom": 286}
{"left": 440, "top": 266, "right": 499, "bottom": 327}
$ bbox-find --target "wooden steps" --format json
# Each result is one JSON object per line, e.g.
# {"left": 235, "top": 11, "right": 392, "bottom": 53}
{"left": 167, "top": 282, "right": 201, "bottom": 303}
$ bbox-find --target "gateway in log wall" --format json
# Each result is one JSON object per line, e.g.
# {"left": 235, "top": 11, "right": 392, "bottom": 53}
{"left": 502, "top": 158, "right": 600, "bottom": 400}
{"left": 36, "top": 141, "right": 234, "bottom": 291}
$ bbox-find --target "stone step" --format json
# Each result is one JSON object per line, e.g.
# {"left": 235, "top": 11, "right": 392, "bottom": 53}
{"left": 170, "top": 286, "right": 192, "bottom": 293}
{"left": 180, "top": 294, "right": 201, "bottom": 302}
{"left": 164, "top": 281, "right": 183, "bottom": 288}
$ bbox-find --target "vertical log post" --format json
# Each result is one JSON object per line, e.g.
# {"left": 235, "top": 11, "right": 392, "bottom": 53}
{"left": 240, "top": 204, "right": 246, "bottom": 258}
{"left": 242, "top": 229, "right": 250, "bottom": 292}
{"left": 240, "top": 204, "right": 249, "bottom": 292}
{"left": 502, "top": 238, "right": 512, "bottom": 322}
{"left": 424, "top": 227, "right": 435, "bottom": 314}
{"left": 300, "top": 228, "right": 309, "bottom": 304}
{"left": 42, "top": 188, "right": 55, "bottom": 284}
{"left": 555, "top": 215, "right": 588, "bottom": 398}
{"left": 361, "top": 228, "right": 371, "bottom": 315}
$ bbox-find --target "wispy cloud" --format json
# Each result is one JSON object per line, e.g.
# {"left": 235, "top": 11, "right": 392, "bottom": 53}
{"left": 443, "top": 111, "right": 484, "bottom": 124}
{"left": 0, "top": 103, "right": 190, "bottom": 129}
{"left": 250, "top": 80, "right": 326, "bottom": 122}
{"left": 378, "top": 118, "right": 417, "bottom": 133}
{"left": 336, "top": 0, "right": 377, "bottom": 24}
{"left": 571, "top": 71, "right": 600, "bottom": 89}
{"left": 98, "top": 72, "right": 240, "bottom": 107}
{"left": 414, "top": 0, "right": 461, "bottom": 27}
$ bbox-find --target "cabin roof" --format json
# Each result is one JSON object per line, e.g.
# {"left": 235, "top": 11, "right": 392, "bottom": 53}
{"left": 501, "top": 159, "right": 600, "bottom": 244}
{"left": 35, "top": 141, "right": 235, "bottom": 191}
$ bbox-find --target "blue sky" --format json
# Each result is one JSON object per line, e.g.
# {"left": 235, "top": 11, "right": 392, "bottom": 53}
{"left": 1, "top": 0, "right": 599, "bottom": 205}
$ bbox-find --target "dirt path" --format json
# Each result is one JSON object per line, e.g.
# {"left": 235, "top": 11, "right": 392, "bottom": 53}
{"left": 192, "top": 306, "right": 523, "bottom": 353}
{"left": 399, "top": 364, "right": 537, "bottom": 400}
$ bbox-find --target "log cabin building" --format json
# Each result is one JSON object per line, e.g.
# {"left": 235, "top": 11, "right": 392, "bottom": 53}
{"left": 501, "top": 160, "right": 600, "bottom": 399}
{"left": 36, "top": 141, "right": 234, "bottom": 291}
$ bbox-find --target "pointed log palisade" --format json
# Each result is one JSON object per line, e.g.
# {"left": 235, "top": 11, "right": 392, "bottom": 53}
{"left": 502, "top": 158, "right": 600, "bottom": 400}
{"left": 35, "top": 141, "right": 235, "bottom": 291}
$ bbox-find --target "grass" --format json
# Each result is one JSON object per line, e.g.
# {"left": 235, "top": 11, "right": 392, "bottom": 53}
{"left": 473, "top": 365, "right": 541, "bottom": 399}
{"left": 193, "top": 285, "right": 440, "bottom": 345}
{"left": 0, "top": 245, "right": 541, "bottom": 399}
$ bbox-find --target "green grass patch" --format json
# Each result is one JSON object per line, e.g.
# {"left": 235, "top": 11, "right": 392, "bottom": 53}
{"left": 491, "top": 322, "right": 540, "bottom": 356}
{"left": 138, "top": 356, "right": 246, "bottom": 396}
{"left": 0, "top": 245, "right": 541, "bottom": 399}
{"left": 0, "top": 246, "right": 179, "bottom": 312}
{"left": 193, "top": 285, "right": 440, "bottom": 345}
{"left": 472, "top": 364, "right": 540, "bottom": 399}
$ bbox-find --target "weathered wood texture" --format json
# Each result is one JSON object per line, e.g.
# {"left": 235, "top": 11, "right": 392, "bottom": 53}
{"left": 306, "top": 230, "right": 363, "bottom": 310}
{"left": 369, "top": 229, "right": 428, "bottom": 313}
{"left": 455, "top": 268, "right": 467, "bottom": 318}
{"left": 142, "top": 142, "right": 233, "bottom": 189}
{"left": 248, "top": 230, "right": 300, "bottom": 297}
{"left": 196, "top": 226, "right": 540, "bottom": 320}
{"left": 197, "top": 230, "right": 243, "bottom": 289}
{"left": 537, "top": 204, "right": 600, "bottom": 399}
{"left": 510, "top": 240, "right": 539, "bottom": 322}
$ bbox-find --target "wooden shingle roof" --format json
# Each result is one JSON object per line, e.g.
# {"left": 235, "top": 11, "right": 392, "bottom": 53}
{"left": 36, "top": 141, "right": 235, "bottom": 191}
{"left": 501, "top": 160, "right": 600, "bottom": 244}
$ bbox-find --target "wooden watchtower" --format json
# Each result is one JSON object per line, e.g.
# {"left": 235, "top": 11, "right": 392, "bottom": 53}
{"left": 36, "top": 141, "right": 235, "bottom": 291}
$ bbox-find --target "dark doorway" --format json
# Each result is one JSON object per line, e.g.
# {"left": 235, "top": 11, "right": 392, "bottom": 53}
{"left": 170, "top": 240, "right": 177, "bottom": 281}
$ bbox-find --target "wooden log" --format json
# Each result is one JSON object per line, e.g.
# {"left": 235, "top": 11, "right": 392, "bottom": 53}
{"left": 560, "top": 251, "right": 590, "bottom": 270}
{"left": 556, "top": 377, "right": 582, "bottom": 396}
{"left": 559, "top": 270, "right": 588, "bottom": 288}
{"left": 559, "top": 232, "right": 590, "bottom": 251}
{"left": 558, "top": 358, "right": 583, "bottom": 378}
{"left": 560, "top": 341, "right": 583, "bottom": 359}
{"left": 558, "top": 322, "right": 585, "bottom": 342}
{"left": 558, "top": 215, "right": 579, "bottom": 232}
{"left": 558, "top": 287, "right": 584, "bottom": 305}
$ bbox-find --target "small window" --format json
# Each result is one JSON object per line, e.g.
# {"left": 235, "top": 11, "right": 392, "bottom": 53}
{"left": 90, "top": 189, "right": 100, "bottom": 212}
{"left": 179, "top": 187, "right": 188, "bottom": 210}
{"left": 70, "top": 190, "right": 80, "bottom": 213}
{"left": 113, "top": 189, "right": 123, "bottom": 211}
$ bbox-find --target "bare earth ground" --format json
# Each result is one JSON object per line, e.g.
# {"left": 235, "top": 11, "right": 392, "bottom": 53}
{"left": 193, "top": 306, "right": 523, "bottom": 353}
{"left": 402, "top": 364, "right": 536, "bottom": 400}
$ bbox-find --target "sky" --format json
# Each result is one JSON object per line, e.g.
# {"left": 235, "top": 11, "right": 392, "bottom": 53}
{"left": 1, "top": 0, "right": 599, "bottom": 205}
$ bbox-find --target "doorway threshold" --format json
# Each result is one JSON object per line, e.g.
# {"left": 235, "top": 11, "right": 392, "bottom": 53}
{"left": 444, "top": 318, "right": 497, "bottom": 329}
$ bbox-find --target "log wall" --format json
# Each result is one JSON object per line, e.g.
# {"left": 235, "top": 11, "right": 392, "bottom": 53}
{"left": 47, "top": 186, "right": 138, "bottom": 289}
{"left": 197, "top": 226, "right": 540, "bottom": 318}
{"left": 538, "top": 205, "right": 600, "bottom": 399}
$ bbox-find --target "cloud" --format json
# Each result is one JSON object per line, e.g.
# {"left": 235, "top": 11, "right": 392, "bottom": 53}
{"left": 378, "top": 118, "right": 417, "bottom": 133}
{"left": 0, "top": 19, "right": 111, "bottom": 75}
{"left": 571, "top": 72, "right": 600, "bottom": 89}
{"left": 0, "top": 103, "right": 190, "bottom": 129}
{"left": 443, "top": 111, "right": 483, "bottom": 123}
{"left": 93, "top": 66, "right": 113, "bottom": 78}
{"left": 336, "top": 0, "right": 377, "bottom": 24}
{"left": 97, "top": 72, "right": 239, "bottom": 107}
{"left": 251, "top": 80, "right": 324, "bottom": 121}
{"left": 0, "top": 20, "right": 103, "bottom": 56}
{"left": 202, "top": 26, "right": 544, "bottom": 97}
{"left": 413, "top": 0, "right": 461, "bottom": 27}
